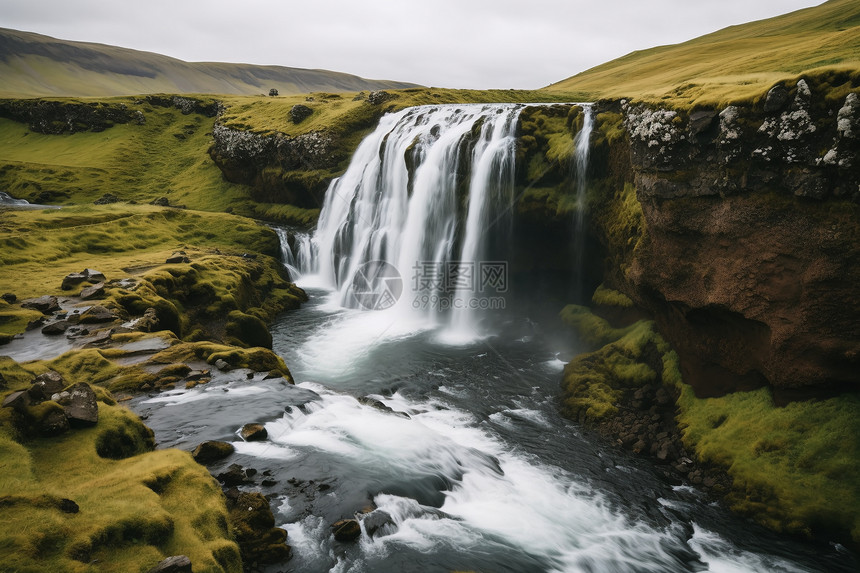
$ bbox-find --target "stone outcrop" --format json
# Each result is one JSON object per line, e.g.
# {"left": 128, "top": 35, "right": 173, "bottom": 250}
{"left": 592, "top": 79, "right": 860, "bottom": 398}
{"left": 0, "top": 99, "right": 142, "bottom": 134}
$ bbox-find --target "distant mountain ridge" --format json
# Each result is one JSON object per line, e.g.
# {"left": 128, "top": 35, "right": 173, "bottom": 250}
{"left": 0, "top": 27, "right": 420, "bottom": 98}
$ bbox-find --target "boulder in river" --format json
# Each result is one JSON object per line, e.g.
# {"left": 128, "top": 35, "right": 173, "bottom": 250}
{"left": 240, "top": 423, "right": 268, "bottom": 441}
{"left": 79, "top": 305, "right": 115, "bottom": 324}
{"left": 331, "top": 518, "right": 362, "bottom": 542}
{"left": 41, "top": 320, "right": 70, "bottom": 335}
{"left": 192, "top": 440, "right": 235, "bottom": 464}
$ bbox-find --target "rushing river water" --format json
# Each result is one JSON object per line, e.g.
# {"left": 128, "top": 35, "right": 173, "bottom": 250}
{"left": 133, "top": 102, "right": 856, "bottom": 571}
{"left": 133, "top": 286, "right": 856, "bottom": 572}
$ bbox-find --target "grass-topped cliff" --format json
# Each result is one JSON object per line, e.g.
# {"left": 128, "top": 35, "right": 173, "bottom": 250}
{"left": 545, "top": 0, "right": 860, "bottom": 107}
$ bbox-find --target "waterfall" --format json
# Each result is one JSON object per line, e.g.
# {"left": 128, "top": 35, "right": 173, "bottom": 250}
{"left": 273, "top": 226, "right": 316, "bottom": 281}
{"left": 571, "top": 104, "right": 593, "bottom": 300}
{"left": 306, "top": 104, "right": 522, "bottom": 340}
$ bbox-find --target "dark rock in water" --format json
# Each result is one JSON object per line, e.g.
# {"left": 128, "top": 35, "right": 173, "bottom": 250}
{"left": 150, "top": 196, "right": 170, "bottom": 207}
{"left": 184, "top": 369, "right": 210, "bottom": 381}
{"left": 58, "top": 498, "right": 79, "bottom": 513}
{"left": 227, "top": 491, "right": 291, "bottom": 564}
{"left": 217, "top": 463, "right": 250, "bottom": 486}
{"left": 358, "top": 396, "right": 410, "bottom": 419}
{"left": 240, "top": 423, "right": 267, "bottom": 441}
{"left": 1, "top": 293, "right": 16, "bottom": 303}
{"left": 192, "top": 440, "right": 235, "bottom": 464}
{"left": 214, "top": 359, "right": 231, "bottom": 372}
{"left": 56, "top": 383, "right": 99, "bottom": 426}
{"left": 41, "top": 320, "right": 70, "bottom": 335}
{"left": 79, "top": 305, "right": 115, "bottom": 324}
{"left": 38, "top": 406, "right": 70, "bottom": 436}
{"left": 263, "top": 370, "right": 283, "bottom": 380}
{"left": 26, "top": 316, "right": 46, "bottom": 330}
{"left": 61, "top": 272, "right": 88, "bottom": 290}
{"left": 29, "top": 371, "right": 66, "bottom": 401}
{"left": 80, "top": 282, "right": 105, "bottom": 300}
{"left": 88, "top": 329, "right": 112, "bottom": 345}
{"left": 360, "top": 509, "right": 395, "bottom": 538}
{"left": 290, "top": 104, "right": 313, "bottom": 124}
{"left": 21, "top": 295, "right": 60, "bottom": 314}
{"left": 331, "top": 518, "right": 362, "bottom": 542}
{"left": 93, "top": 193, "right": 120, "bottom": 205}
{"left": 2, "top": 390, "right": 31, "bottom": 411}
{"left": 146, "top": 555, "right": 192, "bottom": 573}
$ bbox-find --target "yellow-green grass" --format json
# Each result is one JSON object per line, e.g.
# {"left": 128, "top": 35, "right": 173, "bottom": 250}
{"left": 0, "top": 204, "right": 280, "bottom": 297}
{"left": 0, "top": 356, "right": 240, "bottom": 572}
{"left": 676, "top": 384, "right": 860, "bottom": 543}
{"left": 546, "top": 0, "right": 860, "bottom": 107}
{"left": 0, "top": 102, "right": 256, "bottom": 212}
{"left": 217, "top": 88, "right": 582, "bottom": 137}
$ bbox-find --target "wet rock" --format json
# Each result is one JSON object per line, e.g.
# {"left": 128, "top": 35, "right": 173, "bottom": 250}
{"left": 227, "top": 491, "right": 291, "bottom": 564}
{"left": 146, "top": 555, "right": 192, "bottom": 573}
{"left": 240, "top": 423, "right": 267, "bottom": 441}
{"left": 79, "top": 305, "right": 115, "bottom": 324}
{"left": 192, "top": 440, "right": 235, "bottom": 464}
{"left": 21, "top": 295, "right": 61, "bottom": 314}
{"left": 41, "top": 320, "right": 70, "bottom": 335}
{"left": 217, "top": 463, "right": 250, "bottom": 486}
{"left": 331, "top": 518, "right": 361, "bottom": 541}
{"left": 360, "top": 509, "right": 395, "bottom": 538}
{"left": 214, "top": 359, "right": 231, "bottom": 372}
{"left": 26, "top": 316, "right": 46, "bottom": 330}
{"left": 1, "top": 293, "right": 16, "bottom": 303}
{"left": 80, "top": 282, "right": 105, "bottom": 300}
{"left": 263, "top": 370, "right": 282, "bottom": 380}
{"left": 290, "top": 104, "right": 313, "bottom": 124}
{"left": 88, "top": 329, "right": 112, "bottom": 345}
{"left": 56, "top": 383, "right": 99, "bottom": 426}
{"left": 184, "top": 369, "right": 210, "bottom": 381}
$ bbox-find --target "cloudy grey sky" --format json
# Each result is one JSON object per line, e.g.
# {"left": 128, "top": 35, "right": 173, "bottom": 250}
{"left": 3, "top": 0, "right": 823, "bottom": 89}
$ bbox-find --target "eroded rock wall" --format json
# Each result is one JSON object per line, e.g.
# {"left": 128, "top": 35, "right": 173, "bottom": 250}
{"left": 594, "top": 78, "right": 860, "bottom": 398}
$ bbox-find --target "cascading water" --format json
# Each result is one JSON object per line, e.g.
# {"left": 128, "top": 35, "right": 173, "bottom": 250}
{"left": 307, "top": 104, "right": 522, "bottom": 341}
{"left": 572, "top": 104, "right": 593, "bottom": 300}
{"left": 273, "top": 226, "right": 316, "bottom": 281}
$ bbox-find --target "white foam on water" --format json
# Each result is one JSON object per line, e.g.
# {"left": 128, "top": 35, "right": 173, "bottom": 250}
{"left": 689, "top": 524, "right": 814, "bottom": 573}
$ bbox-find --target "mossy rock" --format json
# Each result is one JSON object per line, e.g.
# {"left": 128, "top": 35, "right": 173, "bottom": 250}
{"left": 95, "top": 407, "right": 155, "bottom": 459}
{"left": 225, "top": 310, "right": 272, "bottom": 349}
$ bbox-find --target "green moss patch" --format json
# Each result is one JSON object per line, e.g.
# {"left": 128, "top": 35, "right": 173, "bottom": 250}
{"left": 676, "top": 385, "right": 860, "bottom": 544}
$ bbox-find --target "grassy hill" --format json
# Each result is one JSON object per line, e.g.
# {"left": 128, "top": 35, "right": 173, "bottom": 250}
{"left": 545, "top": 0, "right": 860, "bottom": 106}
{"left": 0, "top": 28, "right": 419, "bottom": 98}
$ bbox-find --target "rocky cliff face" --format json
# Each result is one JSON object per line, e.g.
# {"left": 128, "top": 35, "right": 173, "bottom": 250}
{"left": 591, "top": 78, "right": 860, "bottom": 400}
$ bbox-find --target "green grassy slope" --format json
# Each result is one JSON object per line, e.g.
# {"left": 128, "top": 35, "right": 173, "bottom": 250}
{"left": 546, "top": 0, "right": 860, "bottom": 106}
{"left": 0, "top": 28, "right": 419, "bottom": 98}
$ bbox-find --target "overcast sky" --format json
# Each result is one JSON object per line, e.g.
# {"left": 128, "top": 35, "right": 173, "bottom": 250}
{"left": 3, "top": 0, "right": 823, "bottom": 89}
